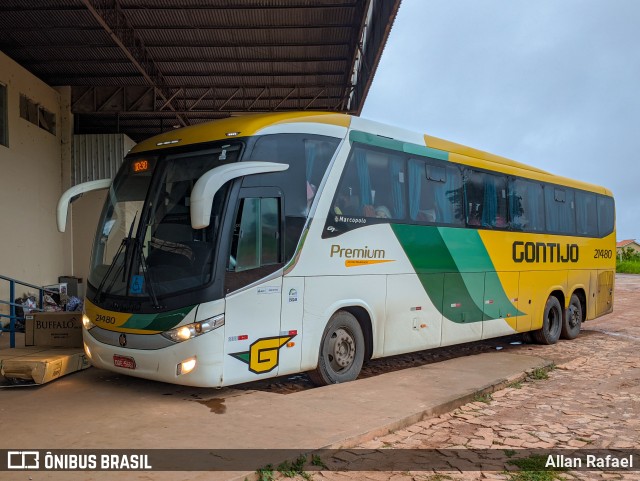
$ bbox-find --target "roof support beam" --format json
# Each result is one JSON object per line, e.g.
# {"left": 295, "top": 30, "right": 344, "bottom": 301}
{"left": 78, "top": 0, "right": 188, "bottom": 126}
{"left": 304, "top": 89, "right": 326, "bottom": 110}
{"left": 127, "top": 87, "right": 153, "bottom": 111}
{"left": 97, "top": 86, "right": 123, "bottom": 112}
{"left": 247, "top": 88, "right": 267, "bottom": 111}
{"left": 188, "top": 88, "right": 212, "bottom": 112}
{"left": 273, "top": 88, "right": 296, "bottom": 111}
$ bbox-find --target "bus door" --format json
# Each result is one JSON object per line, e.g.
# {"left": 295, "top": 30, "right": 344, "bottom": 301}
{"left": 223, "top": 187, "right": 286, "bottom": 385}
{"left": 278, "top": 276, "right": 304, "bottom": 376}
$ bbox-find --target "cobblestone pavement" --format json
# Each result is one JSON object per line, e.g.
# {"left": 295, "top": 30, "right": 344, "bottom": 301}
{"left": 283, "top": 275, "right": 640, "bottom": 481}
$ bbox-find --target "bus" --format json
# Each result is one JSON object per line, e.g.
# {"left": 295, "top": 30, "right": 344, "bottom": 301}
{"left": 57, "top": 112, "right": 615, "bottom": 387}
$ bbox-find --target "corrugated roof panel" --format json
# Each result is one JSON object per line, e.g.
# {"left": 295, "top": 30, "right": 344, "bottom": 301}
{"left": 124, "top": 6, "right": 356, "bottom": 29}
{"left": 148, "top": 44, "right": 351, "bottom": 61}
{"left": 1, "top": 0, "right": 83, "bottom": 7}
{"left": 3, "top": 28, "right": 112, "bottom": 47}
{"left": 0, "top": 10, "right": 98, "bottom": 29}
{"left": 116, "top": 0, "right": 356, "bottom": 7}
{"left": 34, "top": 62, "right": 141, "bottom": 77}
{"left": 7, "top": 46, "right": 129, "bottom": 62}
{"left": 0, "top": 0, "right": 400, "bottom": 140}
{"left": 154, "top": 59, "right": 347, "bottom": 76}
{"left": 138, "top": 27, "right": 353, "bottom": 46}
{"left": 162, "top": 74, "right": 345, "bottom": 88}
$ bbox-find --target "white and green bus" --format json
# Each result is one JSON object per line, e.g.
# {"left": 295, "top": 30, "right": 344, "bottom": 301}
{"left": 58, "top": 112, "right": 616, "bottom": 387}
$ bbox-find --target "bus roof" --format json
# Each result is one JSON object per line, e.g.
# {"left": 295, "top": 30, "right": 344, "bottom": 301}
{"left": 129, "top": 111, "right": 352, "bottom": 154}
{"left": 129, "top": 111, "right": 612, "bottom": 197}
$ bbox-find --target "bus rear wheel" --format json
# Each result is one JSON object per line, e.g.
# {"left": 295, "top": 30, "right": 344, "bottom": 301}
{"left": 561, "top": 294, "right": 582, "bottom": 340}
{"left": 308, "top": 310, "right": 365, "bottom": 386}
{"left": 533, "top": 296, "right": 563, "bottom": 345}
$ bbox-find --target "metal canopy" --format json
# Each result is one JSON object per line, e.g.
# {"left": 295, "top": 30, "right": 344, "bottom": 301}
{"left": 0, "top": 0, "right": 401, "bottom": 141}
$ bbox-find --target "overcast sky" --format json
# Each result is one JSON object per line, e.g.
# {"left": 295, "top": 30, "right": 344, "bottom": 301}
{"left": 362, "top": 0, "right": 639, "bottom": 241}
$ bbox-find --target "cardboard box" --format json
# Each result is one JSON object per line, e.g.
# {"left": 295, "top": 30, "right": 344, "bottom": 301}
{"left": 25, "top": 312, "right": 83, "bottom": 348}
{"left": 1, "top": 348, "right": 90, "bottom": 384}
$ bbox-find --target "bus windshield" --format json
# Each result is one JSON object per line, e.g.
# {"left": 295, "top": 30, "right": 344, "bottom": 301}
{"left": 88, "top": 143, "right": 241, "bottom": 300}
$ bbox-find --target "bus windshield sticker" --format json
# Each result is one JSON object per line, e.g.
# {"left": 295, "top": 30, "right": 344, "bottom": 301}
{"left": 129, "top": 275, "right": 144, "bottom": 295}
{"left": 257, "top": 286, "right": 281, "bottom": 295}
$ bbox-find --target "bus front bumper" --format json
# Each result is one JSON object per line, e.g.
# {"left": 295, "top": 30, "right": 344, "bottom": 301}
{"left": 83, "top": 327, "right": 226, "bottom": 387}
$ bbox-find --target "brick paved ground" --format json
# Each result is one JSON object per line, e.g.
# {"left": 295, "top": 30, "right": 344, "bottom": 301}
{"left": 277, "top": 275, "right": 640, "bottom": 481}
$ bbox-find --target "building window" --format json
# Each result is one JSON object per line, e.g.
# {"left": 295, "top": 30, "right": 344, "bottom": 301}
{"left": 0, "top": 83, "right": 7, "bottom": 147}
{"left": 19, "top": 93, "right": 56, "bottom": 135}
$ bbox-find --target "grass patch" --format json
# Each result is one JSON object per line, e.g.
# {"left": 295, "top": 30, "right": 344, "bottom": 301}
{"left": 311, "top": 454, "right": 327, "bottom": 469}
{"left": 504, "top": 449, "right": 517, "bottom": 458}
{"left": 576, "top": 437, "right": 593, "bottom": 444}
{"left": 256, "top": 464, "right": 275, "bottom": 481}
{"left": 473, "top": 392, "right": 493, "bottom": 404}
{"left": 508, "top": 381, "right": 523, "bottom": 389}
{"left": 505, "top": 455, "right": 567, "bottom": 481}
{"left": 529, "top": 364, "right": 556, "bottom": 381}
{"left": 277, "top": 455, "right": 312, "bottom": 480}
{"left": 616, "top": 260, "right": 640, "bottom": 274}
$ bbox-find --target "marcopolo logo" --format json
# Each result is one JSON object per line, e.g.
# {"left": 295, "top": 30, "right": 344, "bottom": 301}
{"left": 329, "top": 244, "right": 395, "bottom": 268}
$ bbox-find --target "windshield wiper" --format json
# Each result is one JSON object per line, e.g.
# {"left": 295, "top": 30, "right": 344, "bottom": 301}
{"left": 126, "top": 222, "right": 161, "bottom": 309}
{"left": 94, "top": 212, "right": 137, "bottom": 303}
{"left": 139, "top": 240, "right": 160, "bottom": 308}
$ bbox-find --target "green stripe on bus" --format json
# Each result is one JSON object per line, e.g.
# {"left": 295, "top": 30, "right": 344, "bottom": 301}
{"left": 123, "top": 305, "right": 195, "bottom": 331}
{"left": 349, "top": 130, "right": 448, "bottom": 160}
{"left": 391, "top": 224, "right": 523, "bottom": 322}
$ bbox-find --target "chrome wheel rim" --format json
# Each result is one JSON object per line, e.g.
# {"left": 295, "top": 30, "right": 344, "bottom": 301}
{"left": 326, "top": 327, "right": 356, "bottom": 372}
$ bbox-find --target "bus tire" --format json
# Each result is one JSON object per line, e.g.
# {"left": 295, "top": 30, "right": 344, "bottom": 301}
{"left": 521, "top": 331, "right": 534, "bottom": 344}
{"left": 561, "top": 294, "right": 582, "bottom": 340}
{"left": 533, "top": 296, "right": 563, "bottom": 345}
{"left": 308, "top": 310, "right": 365, "bottom": 386}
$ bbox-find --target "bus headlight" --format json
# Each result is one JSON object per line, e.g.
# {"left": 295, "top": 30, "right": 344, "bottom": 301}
{"left": 161, "top": 314, "right": 224, "bottom": 343}
{"left": 82, "top": 314, "right": 96, "bottom": 330}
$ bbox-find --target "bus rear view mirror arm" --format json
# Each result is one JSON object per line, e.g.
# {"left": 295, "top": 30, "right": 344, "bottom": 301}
{"left": 57, "top": 179, "right": 112, "bottom": 232}
{"left": 191, "top": 161, "right": 289, "bottom": 229}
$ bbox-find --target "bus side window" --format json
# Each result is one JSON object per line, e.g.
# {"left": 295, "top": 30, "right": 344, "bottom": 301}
{"left": 575, "top": 190, "right": 598, "bottom": 236}
{"left": 545, "top": 186, "right": 576, "bottom": 234}
{"left": 597, "top": 195, "right": 615, "bottom": 237}
{"left": 464, "top": 170, "right": 508, "bottom": 228}
{"left": 408, "top": 159, "right": 464, "bottom": 225}
{"left": 333, "top": 146, "right": 406, "bottom": 220}
{"left": 509, "top": 178, "right": 545, "bottom": 232}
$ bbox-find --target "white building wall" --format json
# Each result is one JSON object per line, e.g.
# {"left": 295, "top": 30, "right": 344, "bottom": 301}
{"left": 0, "top": 51, "right": 72, "bottom": 305}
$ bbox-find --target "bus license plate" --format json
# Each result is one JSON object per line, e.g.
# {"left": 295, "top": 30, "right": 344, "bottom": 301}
{"left": 113, "top": 355, "right": 136, "bottom": 370}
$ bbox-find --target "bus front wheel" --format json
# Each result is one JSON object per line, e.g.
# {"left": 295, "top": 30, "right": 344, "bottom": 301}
{"left": 308, "top": 310, "right": 365, "bottom": 386}
{"left": 533, "top": 296, "right": 563, "bottom": 345}
{"left": 561, "top": 294, "right": 582, "bottom": 340}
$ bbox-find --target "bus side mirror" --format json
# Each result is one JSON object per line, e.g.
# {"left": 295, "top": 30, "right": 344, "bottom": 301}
{"left": 57, "top": 179, "right": 112, "bottom": 232}
{"left": 191, "top": 161, "right": 288, "bottom": 229}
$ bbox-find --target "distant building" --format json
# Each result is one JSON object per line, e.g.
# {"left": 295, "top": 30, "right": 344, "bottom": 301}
{"left": 616, "top": 239, "right": 640, "bottom": 258}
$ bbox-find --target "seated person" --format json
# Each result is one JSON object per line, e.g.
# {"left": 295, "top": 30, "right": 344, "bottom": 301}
{"left": 304, "top": 181, "right": 317, "bottom": 215}
{"left": 417, "top": 208, "right": 436, "bottom": 222}
{"left": 374, "top": 205, "right": 392, "bottom": 219}
{"left": 334, "top": 190, "right": 360, "bottom": 216}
